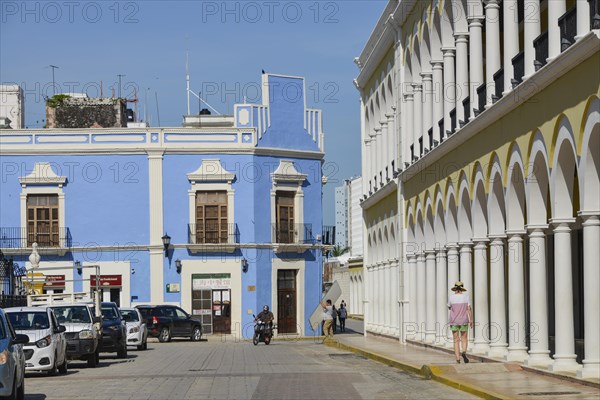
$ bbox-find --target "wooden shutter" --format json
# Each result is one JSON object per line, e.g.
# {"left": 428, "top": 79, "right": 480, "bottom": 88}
{"left": 195, "top": 191, "right": 228, "bottom": 244}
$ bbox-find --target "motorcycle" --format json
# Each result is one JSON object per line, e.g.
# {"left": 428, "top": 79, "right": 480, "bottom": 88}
{"left": 252, "top": 314, "right": 273, "bottom": 345}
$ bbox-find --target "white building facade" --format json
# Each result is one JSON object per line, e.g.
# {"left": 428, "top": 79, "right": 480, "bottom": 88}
{"left": 357, "top": 0, "right": 600, "bottom": 379}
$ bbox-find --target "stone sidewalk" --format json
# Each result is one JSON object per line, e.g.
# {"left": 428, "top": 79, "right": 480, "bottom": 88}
{"left": 325, "top": 333, "right": 600, "bottom": 399}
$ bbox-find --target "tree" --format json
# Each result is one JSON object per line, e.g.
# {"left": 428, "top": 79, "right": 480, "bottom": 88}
{"left": 331, "top": 245, "right": 350, "bottom": 258}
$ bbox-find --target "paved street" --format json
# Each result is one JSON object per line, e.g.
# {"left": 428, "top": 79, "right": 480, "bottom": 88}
{"left": 24, "top": 337, "right": 476, "bottom": 400}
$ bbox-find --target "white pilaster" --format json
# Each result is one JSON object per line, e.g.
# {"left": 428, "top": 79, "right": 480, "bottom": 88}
{"left": 380, "top": 120, "right": 389, "bottom": 180}
{"left": 503, "top": 0, "right": 520, "bottom": 95}
{"left": 468, "top": 16, "right": 485, "bottom": 115}
{"left": 417, "top": 252, "right": 427, "bottom": 341}
{"left": 385, "top": 263, "right": 392, "bottom": 333}
{"left": 421, "top": 72, "right": 433, "bottom": 151}
{"left": 431, "top": 61, "right": 444, "bottom": 143}
{"left": 454, "top": 33, "right": 469, "bottom": 124}
{"left": 506, "top": 231, "right": 529, "bottom": 362}
{"left": 523, "top": 0, "right": 541, "bottom": 79}
{"left": 472, "top": 239, "right": 490, "bottom": 354}
{"left": 425, "top": 250, "right": 437, "bottom": 343}
{"left": 374, "top": 127, "right": 382, "bottom": 185}
{"left": 407, "top": 254, "right": 418, "bottom": 340}
{"left": 435, "top": 247, "right": 448, "bottom": 345}
{"left": 549, "top": 218, "right": 580, "bottom": 372}
{"left": 412, "top": 84, "right": 423, "bottom": 157}
{"left": 403, "top": 93, "right": 415, "bottom": 162}
{"left": 446, "top": 243, "right": 460, "bottom": 347}
{"left": 459, "top": 242, "right": 474, "bottom": 344}
{"left": 148, "top": 152, "right": 165, "bottom": 304}
{"left": 485, "top": 0, "right": 501, "bottom": 107}
{"left": 548, "top": 0, "right": 566, "bottom": 60}
{"left": 391, "top": 262, "right": 399, "bottom": 337}
{"left": 525, "top": 225, "right": 553, "bottom": 367}
{"left": 576, "top": 0, "right": 591, "bottom": 40}
{"left": 578, "top": 213, "right": 600, "bottom": 379}
{"left": 441, "top": 48, "right": 456, "bottom": 139}
{"left": 488, "top": 235, "right": 508, "bottom": 358}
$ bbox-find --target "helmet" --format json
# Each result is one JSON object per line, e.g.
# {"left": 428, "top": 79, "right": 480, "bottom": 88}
{"left": 263, "top": 305, "right": 269, "bottom": 312}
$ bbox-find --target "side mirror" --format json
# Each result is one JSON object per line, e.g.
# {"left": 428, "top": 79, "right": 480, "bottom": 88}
{"left": 55, "top": 325, "right": 67, "bottom": 333}
{"left": 13, "top": 334, "right": 29, "bottom": 345}
{"left": 92, "top": 316, "right": 102, "bottom": 324}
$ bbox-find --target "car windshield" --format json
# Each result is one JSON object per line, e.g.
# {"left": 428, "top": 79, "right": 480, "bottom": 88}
{"left": 120, "top": 309, "right": 139, "bottom": 322}
{"left": 8, "top": 312, "right": 50, "bottom": 330}
{"left": 52, "top": 306, "right": 91, "bottom": 323}
{"left": 101, "top": 306, "right": 119, "bottom": 320}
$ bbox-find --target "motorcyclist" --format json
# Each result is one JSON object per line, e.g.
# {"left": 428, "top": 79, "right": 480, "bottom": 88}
{"left": 255, "top": 305, "right": 274, "bottom": 333}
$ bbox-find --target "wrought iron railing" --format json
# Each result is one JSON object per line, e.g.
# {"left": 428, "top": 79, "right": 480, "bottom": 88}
{"left": 188, "top": 223, "right": 239, "bottom": 245}
{"left": 1, "top": 250, "right": 27, "bottom": 297}
{"left": 272, "top": 223, "right": 313, "bottom": 244}
{"left": 493, "top": 68, "right": 504, "bottom": 103}
{"left": 476, "top": 83, "right": 486, "bottom": 116}
{"left": 559, "top": 6, "right": 577, "bottom": 52}
{"left": 512, "top": 51, "right": 525, "bottom": 88}
{"left": 438, "top": 118, "right": 444, "bottom": 141}
{"left": 590, "top": 0, "right": 600, "bottom": 29}
{"left": 322, "top": 226, "right": 336, "bottom": 245}
{"left": 449, "top": 108, "right": 457, "bottom": 135}
{"left": 428, "top": 128, "right": 434, "bottom": 150}
{"left": 0, "top": 227, "right": 71, "bottom": 249}
{"left": 460, "top": 96, "right": 470, "bottom": 127}
{"left": 418, "top": 137, "right": 424, "bottom": 156}
{"left": 534, "top": 31, "right": 549, "bottom": 71}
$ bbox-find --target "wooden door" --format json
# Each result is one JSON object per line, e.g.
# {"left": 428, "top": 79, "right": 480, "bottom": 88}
{"left": 277, "top": 270, "right": 297, "bottom": 333}
{"left": 212, "top": 289, "right": 231, "bottom": 334}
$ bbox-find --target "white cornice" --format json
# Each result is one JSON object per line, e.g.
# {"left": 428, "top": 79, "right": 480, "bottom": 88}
{"left": 187, "top": 159, "right": 235, "bottom": 183}
{"left": 19, "top": 162, "right": 67, "bottom": 187}
{"left": 271, "top": 160, "right": 308, "bottom": 183}
{"left": 361, "top": 180, "right": 398, "bottom": 209}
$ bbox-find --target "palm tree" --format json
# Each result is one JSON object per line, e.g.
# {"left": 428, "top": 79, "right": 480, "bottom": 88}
{"left": 331, "top": 245, "right": 350, "bottom": 258}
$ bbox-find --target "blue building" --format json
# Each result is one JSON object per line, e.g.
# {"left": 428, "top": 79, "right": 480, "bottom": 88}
{"left": 0, "top": 73, "right": 330, "bottom": 337}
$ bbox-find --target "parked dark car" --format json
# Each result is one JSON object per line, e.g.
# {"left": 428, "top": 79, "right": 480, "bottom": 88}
{"left": 99, "top": 302, "right": 127, "bottom": 358}
{"left": 136, "top": 305, "right": 202, "bottom": 342}
{"left": 0, "top": 308, "right": 29, "bottom": 400}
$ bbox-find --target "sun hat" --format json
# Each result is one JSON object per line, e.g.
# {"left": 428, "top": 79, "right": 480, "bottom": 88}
{"left": 451, "top": 281, "right": 467, "bottom": 292}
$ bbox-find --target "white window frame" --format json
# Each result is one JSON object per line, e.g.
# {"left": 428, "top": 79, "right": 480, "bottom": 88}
{"left": 271, "top": 160, "right": 307, "bottom": 248}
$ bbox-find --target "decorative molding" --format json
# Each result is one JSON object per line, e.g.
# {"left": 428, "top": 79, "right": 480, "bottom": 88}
{"left": 187, "top": 159, "right": 236, "bottom": 183}
{"left": 19, "top": 162, "right": 67, "bottom": 187}
{"left": 271, "top": 160, "right": 307, "bottom": 184}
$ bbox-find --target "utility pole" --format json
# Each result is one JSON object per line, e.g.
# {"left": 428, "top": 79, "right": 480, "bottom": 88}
{"left": 49, "top": 65, "right": 59, "bottom": 96}
{"left": 117, "top": 74, "right": 125, "bottom": 98}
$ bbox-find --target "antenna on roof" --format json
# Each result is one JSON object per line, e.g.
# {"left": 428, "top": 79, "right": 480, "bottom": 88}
{"left": 186, "top": 50, "right": 191, "bottom": 116}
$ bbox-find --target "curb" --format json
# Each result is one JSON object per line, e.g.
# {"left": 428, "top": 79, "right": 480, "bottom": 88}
{"left": 325, "top": 339, "right": 508, "bottom": 400}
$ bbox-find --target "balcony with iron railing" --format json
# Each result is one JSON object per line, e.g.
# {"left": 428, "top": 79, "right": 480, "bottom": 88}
{"left": 0, "top": 227, "right": 72, "bottom": 254}
{"left": 272, "top": 223, "right": 314, "bottom": 253}
{"left": 449, "top": 108, "right": 457, "bottom": 136}
{"left": 591, "top": 0, "right": 600, "bottom": 29}
{"left": 493, "top": 68, "right": 504, "bottom": 103}
{"left": 460, "top": 96, "right": 470, "bottom": 127}
{"left": 438, "top": 118, "right": 444, "bottom": 142}
{"left": 534, "top": 31, "right": 549, "bottom": 71}
{"left": 559, "top": 6, "right": 577, "bottom": 52}
{"left": 476, "top": 83, "right": 486, "bottom": 116}
{"left": 321, "top": 225, "right": 336, "bottom": 246}
{"left": 187, "top": 223, "right": 239, "bottom": 253}
{"left": 512, "top": 51, "right": 525, "bottom": 88}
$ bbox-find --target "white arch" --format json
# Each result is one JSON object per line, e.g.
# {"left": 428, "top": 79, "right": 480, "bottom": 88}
{"left": 488, "top": 156, "right": 506, "bottom": 235}
{"left": 580, "top": 97, "right": 600, "bottom": 212}
{"left": 527, "top": 131, "right": 551, "bottom": 225}
{"left": 434, "top": 190, "right": 447, "bottom": 248}
{"left": 458, "top": 175, "right": 473, "bottom": 242}
{"left": 472, "top": 166, "right": 488, "bottom": 238}
{"left": 445, "top": 183, "right": 459, "bottom": 243}
{"left": 506, "top": 147, "right": 527, "bottom": 231}
{"left": 550, "top": 117, "right": 579, "bottom": 219}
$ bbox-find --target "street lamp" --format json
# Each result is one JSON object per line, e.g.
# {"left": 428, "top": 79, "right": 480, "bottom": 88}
{"left": 161, "top": 233, "right": 171, "bottom": 257}
{"left": 175, "top": 259, "right": 182, "bottom": 274}
{"left": 75, "top": 260, "right": 82, "bottom": 275}
{"left": 241, "top": 258, "right": 248, "bottom": 273}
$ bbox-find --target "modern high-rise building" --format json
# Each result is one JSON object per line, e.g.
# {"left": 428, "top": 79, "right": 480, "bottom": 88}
{"left": 356, "top": 0, "right": 599, "bottom": 379}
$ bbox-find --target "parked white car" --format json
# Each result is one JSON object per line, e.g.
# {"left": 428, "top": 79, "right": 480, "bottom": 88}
{"left": 5, "top": 307, "right": 67, "bottom": 375}
{"left": 120, "top": 308, "right": 147, "bottom": 350}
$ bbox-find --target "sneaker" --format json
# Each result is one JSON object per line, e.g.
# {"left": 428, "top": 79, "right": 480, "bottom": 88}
{"left": 461, "top": 352, "right": 469, "bottom": 364}
{"left": 456, "top": 359, "right": 461, "bottom": 364}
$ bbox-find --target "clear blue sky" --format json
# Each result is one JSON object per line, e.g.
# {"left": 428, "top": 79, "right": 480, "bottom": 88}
{"left": 0, "top": 1, "right": 386, "bottom": 224}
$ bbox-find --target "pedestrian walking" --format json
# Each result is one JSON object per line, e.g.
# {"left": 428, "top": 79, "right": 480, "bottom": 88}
{"left": 448, "top": 281, "right": 473, "bottom": 364}
{"left": 338, "top": 303, "right": 347, "bottom": 332}
{"left": 320, "top": 299, "right": 334, "bottom": 342}
{"left": 331, "top": 305, "right": 338, "bottom": 333}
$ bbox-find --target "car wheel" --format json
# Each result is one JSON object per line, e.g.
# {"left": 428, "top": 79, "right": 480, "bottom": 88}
{"left": 158, "top": 327, "right": 171, "bottom": 343}
{"left": 117, "top": 342, "right": 128, "bottom": 358}
{"left": 16, "top": 372, "right": 24, "bottom": 400}
{"left": 47, "top": 354, "right": 58, "bottom": 376}
{"left": 87, "top": 351, "right": 98, "bottom": 368}
{"left": 191, "top": 326, "right": 202, "bottom": 342}
{"left": 58, "top": 356, "right": 68, "bottom": 374}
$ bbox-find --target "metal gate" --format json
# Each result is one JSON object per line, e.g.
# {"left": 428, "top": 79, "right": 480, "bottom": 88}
{"left": 0, "top": 250, "right": 27, "bottom": 307}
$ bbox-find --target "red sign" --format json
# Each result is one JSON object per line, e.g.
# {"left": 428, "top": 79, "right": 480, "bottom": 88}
{"left": 90, "top": 275, "right": 122, "bottom": 287}
{"left": 45, "top": 275, "right": 65, "bottom": 288}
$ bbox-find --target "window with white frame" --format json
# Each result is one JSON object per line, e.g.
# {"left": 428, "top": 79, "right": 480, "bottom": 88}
{"left": 271, "top": 160, "right": 307, "bottom": 244}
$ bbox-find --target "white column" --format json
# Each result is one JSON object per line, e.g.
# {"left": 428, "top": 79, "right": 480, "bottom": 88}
{"left": 369, "top": 132, "right": 377, "bottom": 191}
{"left": 468, "top": 16, "right": 485, "bottom": 115}
{"left": 386, "top": 114, "right": 395, "bottom": 174}
{"left": 459, "top": 242, "right": 474, "bottom": 344}
{"left": 446, "top": 244, "right": 460, "bottom": 347}
{"left": 380, "top": 120, "right": 389, "bottom": 179}
{"left": 488, "top": 235, "right": 508, "bottom": 358}
{"left": 485, "top": 0, "right": 501, "bottom": 107}
{"left": 425, "top": 250, "right": 436, "bottom": 343}
{"left": 431, "top": 61, "right": 444, "bottom": 144}
{"left": 364, "top": 140, "right": 372, "bottom": 191}
{"left": 421, "top": 72, "right": 433, "bottom": 151}
{"left": 523, "top": 0, "right": 541, "bottom": 79}
{"left": 503, "top": 0, "right": 520, "bottom": 95}
{"left": 454, "top": 33, "right": 469, "bottom": 124}
{"left": 412, "top": 84, "right": 423, "bottom": 157}
{"left": 391, "top": 263, "right": 399, "bottom": 337}
{"left": 472, "top": 239, "right": 490, "bottom": 354}
{"left": 442, "top": 48, "right": 456, "bottom": 140}
{"left": 435, "top": 247, "right": 448, "bottom": 345}
{"left": 525, "top": 225, "right": 553, "bottom": 367}
{"left": 576, "top": 0, "right": 591, "bottom": 40}
{"left": 549, "top": 219, "right": 580, "bottom": 372}
{"left": 148, "top": 152, "right": 165, "bottom": 304}
{"left": 506, "top": 231, "right": 529, "bottom": 362}
{"left": 417, "top": 252, "right": 427, "bottom": 341}
{"left": 407, "top": 254, "right": 418, "bottom": 340}
{"left": 376, "top": 266, "right": 382, "bottom": 331}
{"left": 385, "top": 263, "right": 392, "bottom": 332}
{"left": 548, "top": 0, "right": 567, "bottom": 60}
{"left": 404, "top": 93, "right": 414, "bottom": 162}
{"left": 578, "top": 213, "right": 600, "bottom": 379}
{"left": 374, "top": 127, "right": 382, "bottom": 185}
